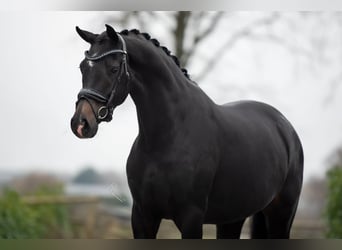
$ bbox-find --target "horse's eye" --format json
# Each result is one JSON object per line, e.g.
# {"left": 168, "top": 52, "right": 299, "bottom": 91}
{"left": 111, "top": 67, "right": 119, "bottom": 74}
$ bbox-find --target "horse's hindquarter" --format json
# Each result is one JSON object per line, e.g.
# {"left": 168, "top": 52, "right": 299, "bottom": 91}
{"left": 205, "top": 101, "right": 302, "bottom": 223}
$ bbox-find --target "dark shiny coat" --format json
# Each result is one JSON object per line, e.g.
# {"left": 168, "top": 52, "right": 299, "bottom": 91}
{"left": 72, "top": 26, "right": 304, "bottom": 239}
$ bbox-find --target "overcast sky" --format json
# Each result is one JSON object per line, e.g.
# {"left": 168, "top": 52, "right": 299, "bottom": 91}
{"left": 0, "top": 12, "right": 341, "bottom": 181}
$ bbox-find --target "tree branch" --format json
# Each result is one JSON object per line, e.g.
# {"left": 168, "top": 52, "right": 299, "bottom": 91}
{"left": 182, "top": 12, "right": 224, "bottom": 66}
{"left": 173, "top": 12, "right": 191, "bottom": 66}
{"left": 195, "top": 13, "right": 282, "bottom": 82}
{"left": 324, "top": 72, "right": 342, "bottom": 105}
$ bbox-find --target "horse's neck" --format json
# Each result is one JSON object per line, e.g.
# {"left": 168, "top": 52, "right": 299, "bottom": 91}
{"left": 126, "top": 36, "right": 212, "bottom": 149}
{"left": 130, "top": 75, "right": 195, "bottom": 149}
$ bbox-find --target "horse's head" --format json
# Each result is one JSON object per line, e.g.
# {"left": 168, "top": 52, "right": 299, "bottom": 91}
{"left": 71, "top": 25, "right": 130, "bottom": 138}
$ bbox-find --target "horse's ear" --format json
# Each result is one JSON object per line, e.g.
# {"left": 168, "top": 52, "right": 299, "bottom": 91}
{"left": 76, "top": 26, "right": 97, "bottom": 44}
{"left": 105, "top": 24, "right": 119, "bottom": 43}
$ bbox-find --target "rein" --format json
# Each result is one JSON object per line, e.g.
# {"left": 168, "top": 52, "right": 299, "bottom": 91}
{"left": 76, "top": 33, "right": 130, "bottom": 122}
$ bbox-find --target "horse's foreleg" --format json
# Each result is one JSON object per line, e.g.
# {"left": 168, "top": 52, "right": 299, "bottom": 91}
{"left": 131, "top": 202, "right": 161, "bottom": 239}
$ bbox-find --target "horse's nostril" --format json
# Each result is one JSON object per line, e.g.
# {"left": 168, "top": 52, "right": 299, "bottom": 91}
{"left": 79, "top": 116, "right": 89, "bottom": 127}
{"left": 80, "top": 118, "right": 86, "bottom": 126}
{"left": 81, "top": 118, "right": 91, "bottom": 133}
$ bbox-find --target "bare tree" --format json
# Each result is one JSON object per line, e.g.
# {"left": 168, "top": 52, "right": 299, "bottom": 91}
{"left": 103, "top": 11, "right": 342, "bottom": 94}
{"left": 104, "top": 12, "right": 227, "bottom": 78}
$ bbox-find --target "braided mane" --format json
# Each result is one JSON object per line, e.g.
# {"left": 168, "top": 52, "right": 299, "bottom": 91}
{"left": 120, "top": 29, "right": 192, "bottom": 81}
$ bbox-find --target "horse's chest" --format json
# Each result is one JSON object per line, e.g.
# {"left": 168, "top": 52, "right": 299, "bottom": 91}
{"left": 128, "top": 163, "right": 194, "bottom": 217}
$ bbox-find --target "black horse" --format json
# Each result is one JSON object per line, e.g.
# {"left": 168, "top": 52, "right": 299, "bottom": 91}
{"left": 71, "top": 25, "right": 304, "bottom": 239}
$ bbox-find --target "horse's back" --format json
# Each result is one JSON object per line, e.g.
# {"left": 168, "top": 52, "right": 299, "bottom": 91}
{"left": 220, "top": 100, "right": 303, "bottom": 169}
{"left": 220, "top": 100, "right": 302, "bottom": 156}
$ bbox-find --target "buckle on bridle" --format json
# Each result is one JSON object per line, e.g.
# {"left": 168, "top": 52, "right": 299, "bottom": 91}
{"left": 98, "top": 106, "right": 109, "bottom": 120}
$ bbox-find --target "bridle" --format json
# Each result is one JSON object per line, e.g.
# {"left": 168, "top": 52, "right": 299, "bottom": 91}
{"left": 76, "top": 33, "right": 130, "bottom": 123}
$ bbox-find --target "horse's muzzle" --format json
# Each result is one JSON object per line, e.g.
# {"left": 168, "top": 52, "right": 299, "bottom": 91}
{"left": 70, "top": 115, "right": 98, "bottom": 139}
